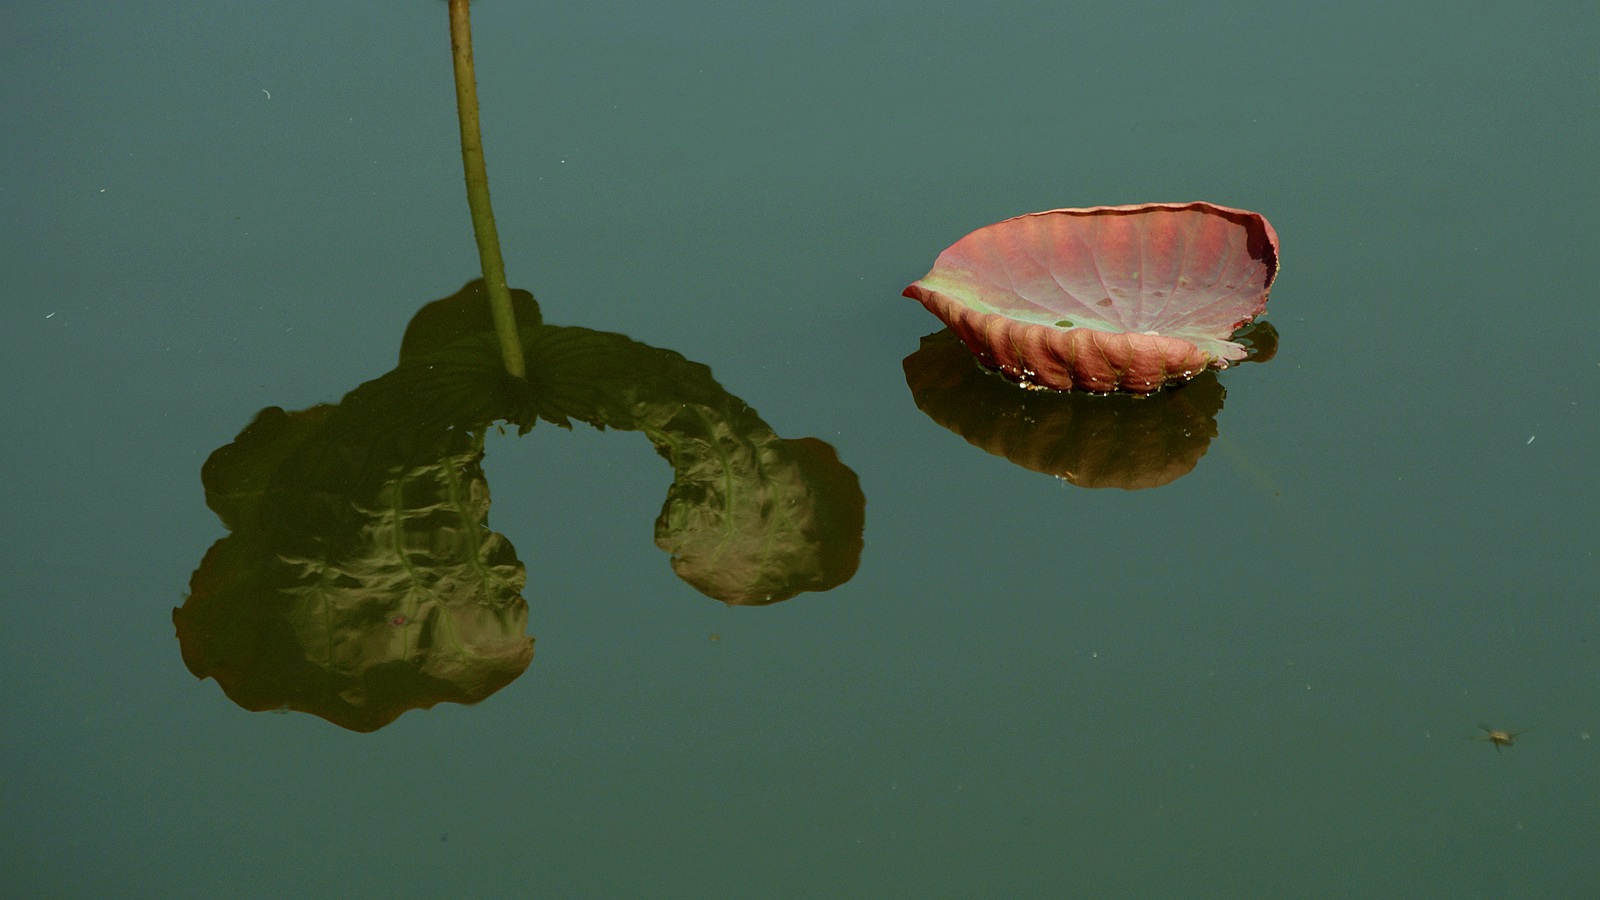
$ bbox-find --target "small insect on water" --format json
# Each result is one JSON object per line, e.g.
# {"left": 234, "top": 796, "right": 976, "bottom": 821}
{"left": 1474, "top": 725, "right": 1529, "bottom": 754}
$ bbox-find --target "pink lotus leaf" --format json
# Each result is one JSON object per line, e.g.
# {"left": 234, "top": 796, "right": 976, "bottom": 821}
{"left": 904, "top": 202, "right": 1280, "bottom": 394}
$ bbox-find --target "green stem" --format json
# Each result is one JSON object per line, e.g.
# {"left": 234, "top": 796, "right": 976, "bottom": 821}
{"left": 449, "top": 0, "right": 526, "bottom": 378}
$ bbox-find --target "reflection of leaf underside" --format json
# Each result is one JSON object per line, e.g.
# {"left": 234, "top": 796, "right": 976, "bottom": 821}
{"left": 904, "top": 329, "right": 1224, "bottom": 489}
{"left": 397, "top": 279, "right": 862, "bottom": 603}
{"left": 178, "top": 356, "right": 534, "bottom": 732}
{"left": 178, "top": 282, "right": 862, "bottom": 731}
{"left": 519, "top": 326, "right": 863, "bottom": 604}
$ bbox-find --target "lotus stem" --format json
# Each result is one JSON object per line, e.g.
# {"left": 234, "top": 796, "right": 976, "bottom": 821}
{"left": 449, "top": 0, "right": 526, "bottom": 378}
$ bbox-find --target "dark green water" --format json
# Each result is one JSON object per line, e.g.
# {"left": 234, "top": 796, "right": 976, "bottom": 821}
{"left": 4, "top": 2, "right": 1596, "bottom": 896}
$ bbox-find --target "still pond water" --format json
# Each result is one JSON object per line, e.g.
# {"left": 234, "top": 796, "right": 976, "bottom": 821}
{"left": 4, "top": 2, "right": 1597, "bottom": 897}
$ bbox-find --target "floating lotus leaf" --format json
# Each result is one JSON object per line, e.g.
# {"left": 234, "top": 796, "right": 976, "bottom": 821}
{"left": 904, "top": 202, "right": 1279, "bottom": 394}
